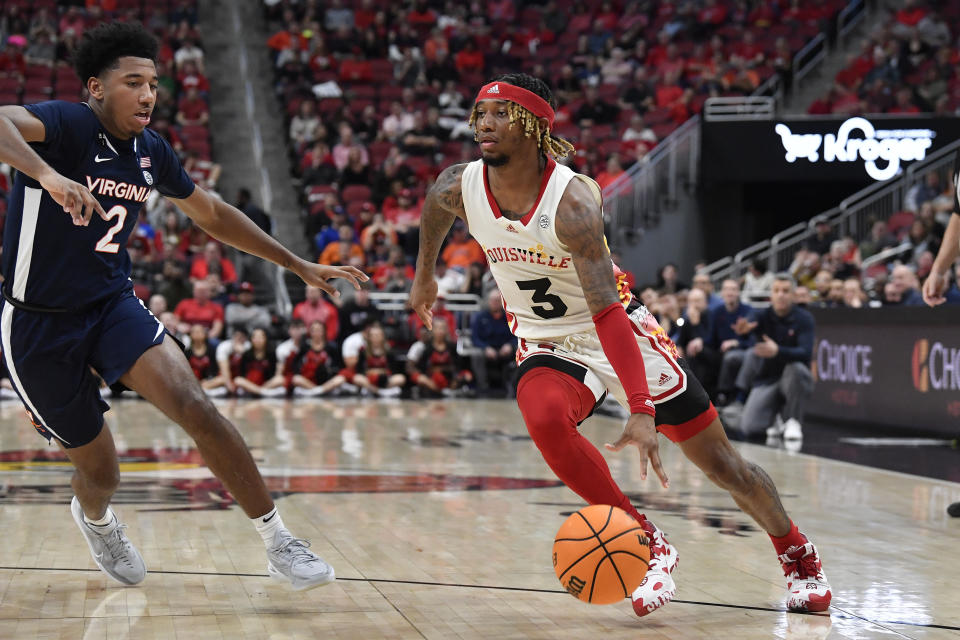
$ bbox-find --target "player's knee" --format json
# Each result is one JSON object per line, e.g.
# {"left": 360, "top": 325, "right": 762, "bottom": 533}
{"left": 517, "top": 374, "right": 576, "bottom": 442}
{"left": 174, "top": 388, "right": 220, "bottom": 435}
{"left": 76, "top": 463, "right": 120, "bottom": 495}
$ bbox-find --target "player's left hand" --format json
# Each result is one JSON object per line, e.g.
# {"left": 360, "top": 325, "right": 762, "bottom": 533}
{"left": 605, "top": 413, "right": 669, "bottom": 489}
{"left": 295, "top": 261, "right": 368, "bottom": 297}
{"left": 754, "top": 334, "right": 779, "bottom": 358}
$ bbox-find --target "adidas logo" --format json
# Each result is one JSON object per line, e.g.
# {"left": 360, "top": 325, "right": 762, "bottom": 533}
{"left": 658, "top": 373, "right": 671, "bottom": 386}
{"left": 506, "top": 224, "right": 518, "bottom": 233}
{"left": 487, "top": 84, "right": 500, "bottom": 94}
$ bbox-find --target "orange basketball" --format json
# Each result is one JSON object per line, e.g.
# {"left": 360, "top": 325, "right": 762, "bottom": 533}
{"left": 552, "top": 505, "right": 650, "bottom": 604}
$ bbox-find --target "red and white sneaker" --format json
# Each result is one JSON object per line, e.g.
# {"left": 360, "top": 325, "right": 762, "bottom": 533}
{"left": 631, "top": 520, "right": 679, "bottom": 617}
{"left": 778, "top": 540, "right": 832, "bottom": 612}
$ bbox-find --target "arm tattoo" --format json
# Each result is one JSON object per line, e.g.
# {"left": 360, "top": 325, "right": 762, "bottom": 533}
{"left": 555, "top": 180, "right": 621, "bottom": 314}
{"left": 416, "top": 163, "right": 466, "bottom": 274}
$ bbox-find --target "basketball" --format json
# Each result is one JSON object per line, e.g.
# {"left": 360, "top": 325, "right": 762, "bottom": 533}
{"left": 552, "top": 505, "right": 651, "bottom": 604}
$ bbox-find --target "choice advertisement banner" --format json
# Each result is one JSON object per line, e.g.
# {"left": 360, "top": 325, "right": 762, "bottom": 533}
{"left": 808, "top": 307, "right": 960, "bottom": 436}
{"left": 701, "top": 116, "right": 960, "bottom": 185}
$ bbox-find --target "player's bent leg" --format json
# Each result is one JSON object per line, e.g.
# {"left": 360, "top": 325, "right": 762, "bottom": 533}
{"left": 517, "top": 367, "right": 642, "bottom": 521}
{"left": 120, "top": 336, "right": 274, "bottom": 517}
{"left": 120, "top": 336, "right": 335, "bottom": 590}
{"left": 676, "top": 418, "right": 831, "bottom": 611}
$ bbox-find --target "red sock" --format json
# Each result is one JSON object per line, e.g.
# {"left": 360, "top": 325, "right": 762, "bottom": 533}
{"left": 517, "top": 369, "right": 646, "bottom": 525}
{"left": 769, "top": 520, "right": 806, "bottom": 555}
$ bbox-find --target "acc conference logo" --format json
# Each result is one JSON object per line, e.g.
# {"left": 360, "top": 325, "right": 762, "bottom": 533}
{"left": 774, "top": 117, "right": 934, "bottom": 181}
{"left": 912, "top": 338, "right": 960, "bottom": 392}
{"left": 0, "top": 447, "right": 564, "bottom": 509}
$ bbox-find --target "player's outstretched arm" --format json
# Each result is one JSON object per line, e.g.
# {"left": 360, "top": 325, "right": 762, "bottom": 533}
{"left": 410, "top": 163, "right": 467, "bottom": 329}
{"left": 924, "top": 212, "right": 960, "bottom": 306}
{"left": 172, "top": 187, "right": 367, "bottom": 297}
{"left": 0, "top": 105, "right": 106, "bottom": 226}
{"left": 556, "top": 179, "right": 668, "bottom": 488}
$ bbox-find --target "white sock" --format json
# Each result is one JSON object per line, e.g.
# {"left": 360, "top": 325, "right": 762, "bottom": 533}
{"left": 253, "top": 507, "right": 286, "bottom": 548}
{"left": 84, "top": 507, "right": 116, "bottom": 529}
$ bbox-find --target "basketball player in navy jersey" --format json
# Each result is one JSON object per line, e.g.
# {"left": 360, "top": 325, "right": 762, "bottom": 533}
{"left": 410, "top": 73, "right": 831, "bottom": 615}
{"left": 921, "top": 150, "right": 960, "bottom": 518}
{"left": 0, "top": 23, "right": 365, "bottom": 589}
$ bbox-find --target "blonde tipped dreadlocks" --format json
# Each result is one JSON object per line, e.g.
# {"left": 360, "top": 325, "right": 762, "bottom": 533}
{"left": 469, "top": 101, "right": 576, "bottom": 161}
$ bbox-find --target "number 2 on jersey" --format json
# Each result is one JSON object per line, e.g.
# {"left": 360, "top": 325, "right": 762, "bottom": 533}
{"left": 516, "top": 277, "right": 568, "bottom": 319}
{"left": 94, "top": 205, "right": 127, "bottom": 254}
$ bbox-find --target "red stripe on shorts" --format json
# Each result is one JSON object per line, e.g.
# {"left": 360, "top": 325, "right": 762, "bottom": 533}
{"left": 657, "top": 403, "right": 718, "bottom": 443}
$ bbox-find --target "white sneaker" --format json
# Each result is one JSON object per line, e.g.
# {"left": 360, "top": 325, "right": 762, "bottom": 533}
{"left": 204, "top": 386, "right": 228, "bottom": 398}
{"left": 71, "top": 497, "right": 146, "bottom": 585}
{"left": 377, "top": 387, "right": 402, "bottom": 398}
{"left": 266, "top": 529, "right": 335, "bottom": 591}
{"left": 783, "top": 418, "right": 803, "bottom": 440}
{"left": 259, "top": 386, "right": 287, "bottom": 398}
{"left": 766, "top": 414, "right": 785, "bottom": 438}
{"left": 778, "top": 540, "right": 832, "bottom": 612}
{"left": 631, "top": 520, "right": 679, "bottom": 617}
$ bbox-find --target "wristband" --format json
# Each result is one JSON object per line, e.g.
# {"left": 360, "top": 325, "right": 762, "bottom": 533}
{"left": 593, "top": 303, "right": 655, "bottom": 417}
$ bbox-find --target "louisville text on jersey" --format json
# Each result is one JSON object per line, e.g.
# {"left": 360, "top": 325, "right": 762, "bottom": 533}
{"left": 483, "top": 244, "right": 573, "bottom": 270}
{"left": 85, "top": 176, "right": 151, "bottom": 203}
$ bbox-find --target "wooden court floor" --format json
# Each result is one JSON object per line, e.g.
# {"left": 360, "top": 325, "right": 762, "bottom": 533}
{"left": 0, "top": 397, "right": 956, "bottom": 639}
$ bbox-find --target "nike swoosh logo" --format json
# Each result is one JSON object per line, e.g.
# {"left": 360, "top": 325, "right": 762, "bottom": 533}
{"left": 153, "top": 323, "right": 165, "bottom": 341}
{"left": 95, "top": 552, "right": 104, "bottom": 563}
{"left": 262, "top": 512, "right": 276, "bottom": 523}
{"left": 94, "top": 154, "right": 112, "bottom": 163}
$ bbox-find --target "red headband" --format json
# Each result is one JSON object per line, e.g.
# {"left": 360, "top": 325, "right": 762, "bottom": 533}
{"left": 475, "top": 81, "right": 555, "bottom": 128}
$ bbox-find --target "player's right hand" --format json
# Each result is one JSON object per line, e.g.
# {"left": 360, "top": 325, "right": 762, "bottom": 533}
{"left": 409, "top": 277, "right": 438, "bottom": 330}
{"left": 605, "top": 413, "right": 669, "bottom": 489}
{"left": 38, "top": 169, "right": 107, "bottom": 227}
{"left": 922, "top": 270, "right": 949, "bottom": 307}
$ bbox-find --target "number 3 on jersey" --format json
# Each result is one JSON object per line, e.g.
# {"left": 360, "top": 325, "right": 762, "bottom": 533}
{"left": 516, "top": 277, "right": 568, "bottom": 319}
{"left": 94, "top": 204, "right": 127, "bottom": 254}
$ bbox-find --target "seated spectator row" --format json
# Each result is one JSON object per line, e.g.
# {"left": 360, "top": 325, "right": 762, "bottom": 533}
{"left": 809, "top": 0, "right": 960, "bottom": 116}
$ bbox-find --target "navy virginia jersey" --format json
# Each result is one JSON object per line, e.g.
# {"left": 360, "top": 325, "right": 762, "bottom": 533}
{"left": 2, "top": 101, "right": 195, "bottom": 309}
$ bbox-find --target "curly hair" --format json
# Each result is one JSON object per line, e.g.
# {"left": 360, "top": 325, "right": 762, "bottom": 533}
{"left": 73, "top": 22, "right": 159, "bottom": 83}
{"left": 468, "top": 72, "right": 576, "bottom": 161}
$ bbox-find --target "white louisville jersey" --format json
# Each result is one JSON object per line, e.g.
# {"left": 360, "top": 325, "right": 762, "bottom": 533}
{"left": 461, "top": 158, "right": 632, "bottom": 340}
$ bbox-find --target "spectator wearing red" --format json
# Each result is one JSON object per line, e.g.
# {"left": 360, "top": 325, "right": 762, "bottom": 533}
{"left": 372, "top": 246, "right": 415, "bottom": 292}
{"left": 455, "top": 39, "right": 484, "bottom": 74}
{"left": 595, "top": 154, "right": 625, "bottom": 191}
{"left": 177, "top": 59, "right": 209, "bottom": 94}
{"left": 351, "top": 324, "right": 405, "bottom": 397}
{"left": 176, "top": 86, "right": 208, "bottom": 127}
{"left": 698, "top": 0, "right": 728, "bottom": 27}
{"left": 889, "top": 87, "right": 920, "bottom": 114}
{"left": 441, "top": 224, "right": 485, "bottom": 272}
{"left": 733, "top": 31, "right": 765, "bottom": 66}
{"left": 233, "top": 328, "right": 285, "bottom": 396}
{"left": 174, "top": 279, "right": 225, "bottom": 339}
{"left": 190, "top": 241, "right": 238, "bottom": 285}
{"left": 0, "top": 36, "right": 26, "bottom": 79}
{"left": 293, "top": 285, "right": 340, "bottom": 343}
{"left": 408, "top": 320, "right": 471, "bottom": 397}
{"left": 408, "top": 1, "right": 438, "bottom": 32}
{"left": 288, "top": 321, "right": 348, "bottom": 396}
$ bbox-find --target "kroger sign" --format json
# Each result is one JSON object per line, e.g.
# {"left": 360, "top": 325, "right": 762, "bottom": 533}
{"left": 774, "top": 117, "right": 934, "bottom": 181}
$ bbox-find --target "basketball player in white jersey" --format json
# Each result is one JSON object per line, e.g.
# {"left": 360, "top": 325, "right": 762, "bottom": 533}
{"left": 410, "top": 73, "right": 831, "bottom": 615}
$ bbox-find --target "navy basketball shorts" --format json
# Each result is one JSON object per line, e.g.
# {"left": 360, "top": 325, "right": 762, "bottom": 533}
{"left": 0, "top": 288, "right": 166, "bottom": 448}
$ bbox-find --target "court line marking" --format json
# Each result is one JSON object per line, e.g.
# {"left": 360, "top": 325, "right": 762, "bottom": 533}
{"left": 0, "top": 566, "right": 955, "bottom": 632}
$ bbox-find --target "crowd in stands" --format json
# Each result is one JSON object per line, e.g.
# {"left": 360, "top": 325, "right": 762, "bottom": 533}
{"left": 809, "top": 0, "right": 960, "bottom": 116}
